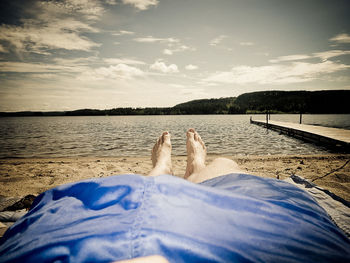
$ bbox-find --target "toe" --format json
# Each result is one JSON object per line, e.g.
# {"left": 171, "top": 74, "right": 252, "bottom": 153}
{"left": 163, "top": 131, "right": 171, "bottom": 145}
{"left": 194, "top": 132, "right": 199, "bottom": 141}
{"left": 197, "top": 134, "right": 205, "bottom": 148}
{"left": 187, "top": 128, "right": 195, "bottom": 140}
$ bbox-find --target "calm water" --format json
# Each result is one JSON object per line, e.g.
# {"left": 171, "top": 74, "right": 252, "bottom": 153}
{"left": 0, "top": 114, "right": 349, "bottom": 158}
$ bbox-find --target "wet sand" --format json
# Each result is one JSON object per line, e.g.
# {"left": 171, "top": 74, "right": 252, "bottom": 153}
{"left": 0, "top": 154, "right": 349, "bottom": 201}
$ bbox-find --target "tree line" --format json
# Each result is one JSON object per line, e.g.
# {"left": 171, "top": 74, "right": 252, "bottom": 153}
{"left": 1, "top": 90, "right": 349, "bottom": 117}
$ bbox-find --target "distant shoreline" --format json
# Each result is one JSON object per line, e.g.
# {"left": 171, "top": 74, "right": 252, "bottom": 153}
{"left": 2, "top": 113, "right": 350, "bottom": 118}
{"left": 1, "top": 113, "right": 350, "bottom": 118}
{"left": 1, "top": 90, "right": 350, "bottom": 116}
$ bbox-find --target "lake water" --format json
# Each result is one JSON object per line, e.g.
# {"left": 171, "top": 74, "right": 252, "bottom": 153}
{"left": 0, "top": 114, "right": 349, "bottom": 158}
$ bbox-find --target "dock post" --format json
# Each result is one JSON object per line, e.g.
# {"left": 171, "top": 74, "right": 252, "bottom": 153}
{"left": 299, "top": 113, "right": 302, "bottom": 124}
{"left": 250, "top": 116, "right": 252, "bottom": 123}
{"left": 266, "top": 111, "right": 269, "bottom": 128}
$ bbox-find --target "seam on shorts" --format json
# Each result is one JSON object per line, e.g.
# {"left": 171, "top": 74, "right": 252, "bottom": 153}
{"left": 130, "top": 176, "right": 154, "bottom": 258}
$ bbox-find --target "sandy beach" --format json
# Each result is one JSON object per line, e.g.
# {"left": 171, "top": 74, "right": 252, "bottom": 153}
{"left": 1, "top": 154, "right": 349, "bottom": 202}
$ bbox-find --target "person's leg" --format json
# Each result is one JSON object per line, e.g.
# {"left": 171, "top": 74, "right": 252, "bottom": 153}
{"left": 148, "top": 131, "right": 173, "bottom": 176}
{"left": 184, "top": 128, "right": 244, "bottom": 183}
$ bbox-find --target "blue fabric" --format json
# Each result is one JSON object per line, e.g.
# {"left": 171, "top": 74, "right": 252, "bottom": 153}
{"left": 0, "top": 173, "right": 349, "bottom": 263}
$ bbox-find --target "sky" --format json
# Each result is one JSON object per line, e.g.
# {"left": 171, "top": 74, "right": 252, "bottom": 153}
{"left": 0, "top": 0, "right": 349, "bottom": 112}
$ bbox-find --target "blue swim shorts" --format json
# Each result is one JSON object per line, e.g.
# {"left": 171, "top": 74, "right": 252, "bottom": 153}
{"left": 0, "top": 173, "right": 349, "bottom": 262}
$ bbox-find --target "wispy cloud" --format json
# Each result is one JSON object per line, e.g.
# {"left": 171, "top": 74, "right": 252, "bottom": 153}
{"left": 104, "top": 58, "right": 146, "bottom": 65}
{"left": 112, "top": 30, "right": 135, "bottom": 36}
{"left": 203, "top": 61, "right": 349, "bottom": 85}
{"left": 0, "top": 44, "right": 7, "bottom": 53}
{"left": 38, "top": 0, "right": 105, "bottom": 21}
{"left": 53, "top": 57, "right": 98, "bottom": 66}
{"left": 269, "top": 54, "right": 313, "bottom": 63}
{"left": 270, "top": 50, "right": 350, "bottom": 63}
{"left": 134, "top": 35, "right": 195, "bottom": 56}
{"left": 79, "top": 64, "right": 145, "bottom": 81}
{"left": 163, "top": 49, "right": 173, "bottom": 55}
{"left": 134, "top": 36, "right": 179, "bottom": 43}
{"left": 0, "top": 61, "right": 84, "bottom": 73}
{"left": 0, "top": 55, "right": 148, "bottom": 81}
{"left": 122, "top": 0, "right": 159, "bottom": 10}
{"left": 163, "top": 45, "right": 195, "bottom": 55}
{"left": 209, "top": 35, "right": 227, "bottom": 46}
{"left": 185, "top": 64, "right": 198, "bottom": 70}
{"left": 314, "top": 50, "right": 350, "bottom": 61}
{"left": 330, "top": 33, "right": 350, "bottom": 44}
{"left": 150, "top": 60, "right": 179, "bottom": 73}
{"left": 105, "top": 0, "right": 118, "bottom": 5}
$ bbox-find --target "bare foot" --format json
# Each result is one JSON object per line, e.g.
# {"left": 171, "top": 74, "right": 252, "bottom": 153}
{"left": 184, "top": 128, "right": 206, "bottom": 179}
{"left": 148, "top": 131, "right": 173, "bottom": 176}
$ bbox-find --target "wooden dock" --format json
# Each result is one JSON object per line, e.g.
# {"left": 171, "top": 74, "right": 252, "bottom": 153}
{"left": 250, "top": 119, "right": 350, "bottom": 152}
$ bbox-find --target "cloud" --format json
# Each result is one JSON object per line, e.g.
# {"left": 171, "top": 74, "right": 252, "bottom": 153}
{"left": 150, "top": 60, "right": 179, "bottom": 73}
{"left": 180, "top": 45, "right": 193, "bottom": 51}
{"left": 313, "top": 50, "right": 350, "bottom": 61}
{"left": 203, "top": 61, "right": 349, "bottom": 85}
{"left": 270, "top": 50, "right": 350, "bottom": 63}
{"left": 0, "top": 57, "right": 94, "bottom": 74}
{"left": 209, "top": 35, "right": 227, "bottom": 46}
{"left": 269, "top": 54, "right": 312, "bottom": 63}
{"left": 0, "top": 20, "right": 100, "bottom": 53}
{"left": 330, "top": 33, "right": 350, "bottom": 44}
{"left": 134, "top": 36, "right": 179, "bottom": 43}
{"left": 122, "top": 0, "right": 159, "bottom": 10}
{"left": 0, "top": 0, "right": 101, "bottom": 54}
{"left": 28, "top": 73, "right": 57, "bottom": 79}
{"left": 112, "top": 30, "right": 135, "bottom": 36}
{"left": 104, "top": 58, "right": 146, "bottom": 65}
{"left": 239, "top": 42, "right": 254, "bottom": 46}
{"left": 185, "top": 64, "right": 198, "bottom": 70}
{"left": 79, "top": 64, "right": 145, "bottom": 81}
{"left": 105, "top": 0, "right": 118, "bottom": 5}
{"left": 163, "top": 49, "right": 173, "bottom": 55}
{"left": 163, "top": 45, "right": 195, "bottom": 55}
{"left": 0, "top": 61, "right": 84, "bottom": 73}
{"left": 52, "top": 57, "right": 100, "bottom": 69}
{"left": 0, "top": 44, "right": 7, "bottom": 53}
{"left": 38, "top": 0, "right": 105, "bottom": 21}
{"left": 134, "top": 35, "right": 194, "bottom": 56}
{"left": 120, "top": 30, "right": 135, "bottom": 35}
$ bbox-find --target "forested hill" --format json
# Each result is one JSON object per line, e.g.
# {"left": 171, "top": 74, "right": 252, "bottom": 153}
{"left": 233, "top": 90, "right": 350, "bottom": 114}
{"left": 172, "top": 90, "right": 350, "bottom": 114}
{"left": 1, "top": 90, "right": 349, "bottom": 116}
{"left": 173, "top": 97, "right": 236, "bottom": 114}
